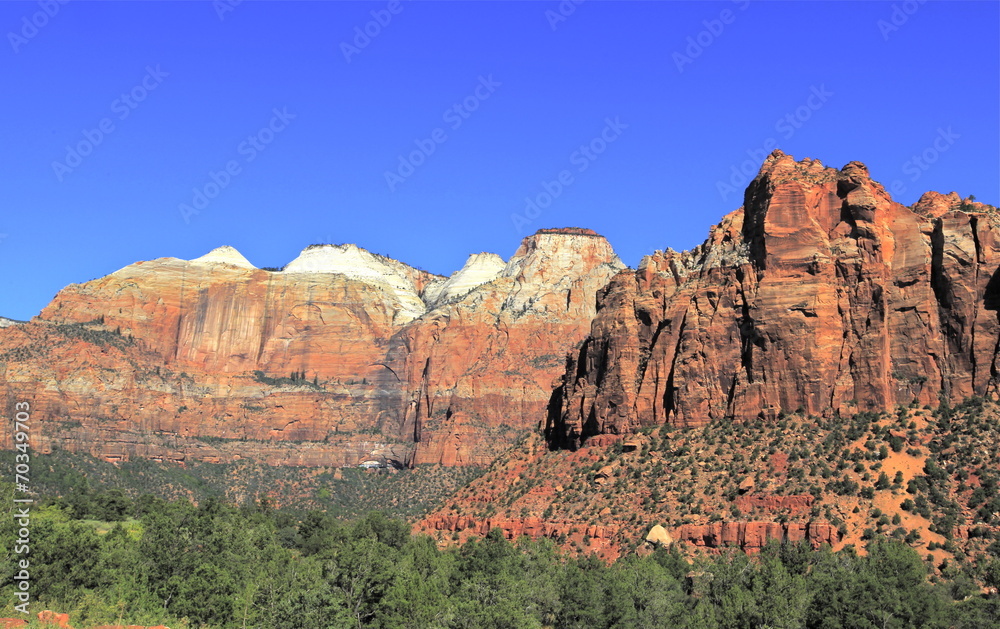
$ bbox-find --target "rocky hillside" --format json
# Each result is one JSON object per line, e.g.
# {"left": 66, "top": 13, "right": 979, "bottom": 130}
{"left": 418, "top": 397, "right": 1000, "bottom": 567}
{"left": 0, "top": 229, "right": 622, "bottom": 468}
{"left": 548, "top": 151, "right": 1000, "bottom": 447}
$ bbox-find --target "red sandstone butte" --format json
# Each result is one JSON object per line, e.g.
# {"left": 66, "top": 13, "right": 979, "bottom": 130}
{"left": 548, "top": 151, "right": 1000, "bottom": 447}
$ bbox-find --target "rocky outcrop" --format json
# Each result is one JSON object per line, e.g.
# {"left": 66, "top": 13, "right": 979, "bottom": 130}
{"left": 549, "top": 151, "right": 1000, "bottom": 447}
{"left": 190, "top": 244, "right": 255, "bottom": 269}
{"left": 422, "top": 253, "right": 506, "bottom": 308}
{"left": 419, "top": 515, "right": 838, "bottom": 555}
{"left": 421, "top": 514, "right": 613, "bottom": 540}
{"left": 645, "top": 524, "right": 673, "bottom": 546}
{"left": 380, "top": 229, "right": 624, "bottom": 465}
{"left": 36, "top": 611, "right": 72, "bottom": 628}
{"left": 1, "top": 231, "right": 621, "bottom": 468}
{"left": 674, "top": 521, "right": 840, "bottom": 552}
{"left": 283, "top": 243, "right": 436, "bottom": 324}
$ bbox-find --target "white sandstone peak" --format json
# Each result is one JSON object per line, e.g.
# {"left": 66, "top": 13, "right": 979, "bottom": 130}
{"left": 501, "top": 230, "right": 623, "bottom": 280}
{"left": 190, "top": 246, "right": 256, "bottom": 269}
{"left": 283, "top": 243, "right": 427, "bottom": 324}
{"left": 423, "top": 252, "right": 506, "bottom": 308}
{"left": 499, "top": 229, "right": 625, "bottom": 317}
{"left": 0, "top": 316, "right": 25, "bottom": 328}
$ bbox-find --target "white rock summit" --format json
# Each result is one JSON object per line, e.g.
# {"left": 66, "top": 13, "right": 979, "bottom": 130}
{"left": 140, "top": 231, "right": 621, "bottom": 326}
{"left": 283, "top": 243, "right": 432, "bottom": 324}
{"left": 190, "top": 245, "right": 256, "bottom": 269}
{"left": 423, "top": 252, "right": 506, "bottom": 308}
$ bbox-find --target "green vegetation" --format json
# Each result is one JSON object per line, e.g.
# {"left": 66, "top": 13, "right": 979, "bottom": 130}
{"left": 251, "top": 369, "right": 321, "bottom": 388}
{"left": 1, "top": 481, "right": 998, "bottom": 628}
{"left": 2, "top": 449, "right": 484, "bottom": 521}
{"left": 314, "top": 465, "right": 486, "bottom": 519}
{"left": 52, "top": 321, "right": 134, "bottom": 348}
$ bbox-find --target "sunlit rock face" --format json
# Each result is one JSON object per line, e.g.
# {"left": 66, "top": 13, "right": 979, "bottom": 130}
{"left": 3, "top": 230, "right": 623, "bottom": 467}
{"left": 549, "top": 151, "right": 1000, "bottom": 447}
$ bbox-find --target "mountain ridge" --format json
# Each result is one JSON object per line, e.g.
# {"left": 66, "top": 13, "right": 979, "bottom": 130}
{"left": 1, "top": 149, "right": 996, "bottom": 499}
{"left": 1, "top": 228, "right": 623, "bottom": 468}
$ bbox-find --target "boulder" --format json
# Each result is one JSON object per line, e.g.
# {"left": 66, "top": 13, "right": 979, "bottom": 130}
{"left": 645, "top": 524, "right": 673, "bottom": 546}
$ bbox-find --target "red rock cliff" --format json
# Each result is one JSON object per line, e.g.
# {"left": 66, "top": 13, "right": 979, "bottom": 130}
{"left": 548, "top": 151, "right": 1000, "bottom": 447}
{"left": 379, "top": 230, "right": 624, "bottom": 465}
{"left": 1, "top": 233, "right": 622, "bottom": 467}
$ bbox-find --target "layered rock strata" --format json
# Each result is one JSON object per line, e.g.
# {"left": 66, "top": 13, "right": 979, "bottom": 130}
{"left": 1, "top": 230, "right": 622, "bottom": 467}
{"left": 548, "top": 151, "right": 1000, "bottom": 447}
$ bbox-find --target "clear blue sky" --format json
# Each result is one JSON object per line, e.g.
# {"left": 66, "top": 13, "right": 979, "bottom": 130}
{"left": 1, "top": 0, "right": 997, "bottom": 321}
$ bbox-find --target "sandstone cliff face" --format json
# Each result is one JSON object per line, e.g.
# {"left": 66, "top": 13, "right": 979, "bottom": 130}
{"left": 0, "top": 319, "right": 411, "bottom": 468}
{"left": 673, "top": 521, "right": 840, "bottom": 552}
{"left": 548, "top": 151, "right": 1000, "bottom": 447}
{"left": 378, "top": 229, "right": 624, "bottom": 465}
{"left": 418, "top": 514, "right": 619, "bottom": 558}
{"left": 2, "top": 231, "right": 621, "bottom": 467}
{"left": 37, "top": 245, "right": 425, "bottom": 380}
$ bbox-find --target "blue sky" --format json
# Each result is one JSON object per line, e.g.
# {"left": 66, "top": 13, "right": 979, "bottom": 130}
{"left": 1, "top": 0, "right": 997, "bottom": 321}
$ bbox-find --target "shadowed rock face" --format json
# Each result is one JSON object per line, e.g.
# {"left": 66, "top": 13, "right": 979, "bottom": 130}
{"left": 547, "top": 151, "right": 1000, "bottom": 449}
{"left": 0, "top": 230, "right": 622, "bottom": 467}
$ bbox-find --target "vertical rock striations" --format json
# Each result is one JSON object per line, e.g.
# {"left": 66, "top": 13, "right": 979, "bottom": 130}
{"left": 3, "top": 152, "right": 995, "bottom": 468}
{"left": 3, "top": 231, "right": 622, "bottom": 467}
{"left": 379, "top": 229, "right": 624, "bottom": 465}
{"left": 549, "top": 151, "right": 1000, "bottom": 448}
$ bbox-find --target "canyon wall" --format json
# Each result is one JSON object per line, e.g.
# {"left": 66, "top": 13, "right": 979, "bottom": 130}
{"left": 548, "top": 151, "right": 1000, "bottom": 447}
{"left": 4, "top": 151, "right": 997, "bottom": 469}
{"left": 1, "top": 230, "right": 621, "bottom": 467}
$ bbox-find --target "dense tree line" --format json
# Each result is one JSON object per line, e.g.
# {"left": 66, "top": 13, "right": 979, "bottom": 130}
{"left": 2, "top": 482, "right": 1000, "bottom": 628}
